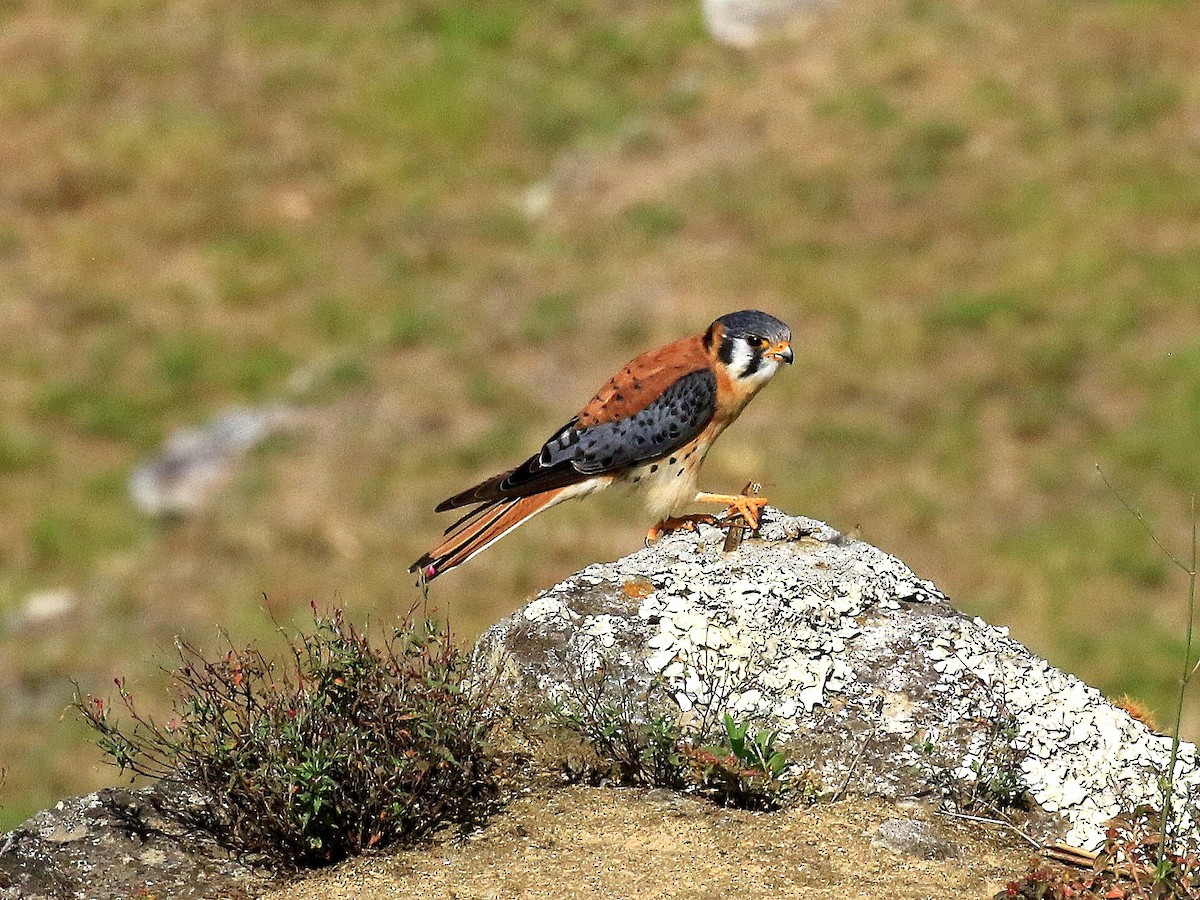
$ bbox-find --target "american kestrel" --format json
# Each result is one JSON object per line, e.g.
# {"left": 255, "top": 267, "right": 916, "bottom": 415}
{"left": 411, "top": 309, "right": 793, "bottom": 580}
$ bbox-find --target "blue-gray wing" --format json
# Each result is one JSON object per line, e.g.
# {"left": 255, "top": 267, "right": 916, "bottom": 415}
{"left": 566, "top": 369, "right": 717, "bottom": 474}
{"left": 435, "top": 369, "right": 717, "bottom": 511}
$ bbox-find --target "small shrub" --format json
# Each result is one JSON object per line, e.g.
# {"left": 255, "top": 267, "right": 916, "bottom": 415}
{"left": 1005, "top": 806, "right": 1200, "bottom": 899}
{"left": 1098, "top": 474, "right": 1199, "bottom": 867}
{"left": 548, "top": 680, "right": 687, "bottom": 790}
{"left": 73, "top": 605, "right": 499, "bottom": 868}
{"left": 683, "top": 714, "right": 806, "bottom": 810}
{"left": 911, "top": 678, "right": 1030, "bottom": 818}
{"left": 546, "top": 642, "right": 814, "bottom": 810}
{"left": 966, "top": 718, "right": 1029, "bottom": 811}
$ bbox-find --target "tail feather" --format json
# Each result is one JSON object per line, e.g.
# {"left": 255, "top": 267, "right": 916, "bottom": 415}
{"left": 442, "top": 499, "right": 498, "bottom": 536}
{"left": 411, "top": 490, "right": 564, "bottom": 580}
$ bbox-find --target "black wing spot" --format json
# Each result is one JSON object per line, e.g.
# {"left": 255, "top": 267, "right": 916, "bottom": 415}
{"left": 650, "top": 464, "right": 659, "bottom": 473}
{"left": 669, "top": 456, "right": 677, "bottom": 465}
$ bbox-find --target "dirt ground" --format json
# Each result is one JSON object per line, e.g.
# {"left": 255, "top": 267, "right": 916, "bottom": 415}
{"left": 262, "top": 785, "right": 1034, "bottom": 900}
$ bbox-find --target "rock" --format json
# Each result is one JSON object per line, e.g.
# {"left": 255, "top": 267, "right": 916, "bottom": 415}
{"left": 701, "top": 0, "right": 833, "bottom": 48}
{"left": 0, "top": 782, "right": 269, "bottom": 900}
{"left": 128, "top": 405, "right": 299, "bottom": 517}
{"left": 473, "top": 508, "right": 1200, "bottom": 852}
{"left": 872, "top": 818, "right": 959, "bottom": 860}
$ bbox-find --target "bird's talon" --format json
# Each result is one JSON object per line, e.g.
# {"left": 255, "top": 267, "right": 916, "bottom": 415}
{"left": 647, "top": 514, "right": 719, "bottom": 544}
{"left": 714, "top": 496, "right": 769, "bottom": 530}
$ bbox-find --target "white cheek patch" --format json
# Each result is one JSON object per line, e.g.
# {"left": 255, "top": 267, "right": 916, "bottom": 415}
{"left": 744, "top": 357, "right": 779, "bottom": 386}
{"left": 728, "top": 340, "right": 756, "bottom": 378}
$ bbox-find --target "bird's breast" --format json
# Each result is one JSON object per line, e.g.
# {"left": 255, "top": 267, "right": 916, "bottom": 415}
{"left": 620, "top": 435, "right": 713, "bottom": 519}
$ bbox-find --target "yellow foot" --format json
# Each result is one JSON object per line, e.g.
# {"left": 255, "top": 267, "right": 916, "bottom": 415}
{"left": 695, "top": 484, "right": 768, "bottom": 530}
{"left": 646, "top": 513, "right": 719, "bottom": 545}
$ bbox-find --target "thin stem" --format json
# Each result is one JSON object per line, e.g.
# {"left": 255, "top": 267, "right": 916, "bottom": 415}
{"left": 1160, "top": 495, "right": 1198, "bottom": 859}
{"left": 1096, "top": 466, "right": 1190, "bottom": 573}
{"left": 1098, "top": 470, "right": 1197, "bottom": 865}
{"left": 935, "top": 809, "right": 1041, "bottom": 850}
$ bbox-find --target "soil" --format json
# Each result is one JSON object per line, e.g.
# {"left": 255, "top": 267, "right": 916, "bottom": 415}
{"left": 262, "top": 784, "right": 1033, "bottom": 900}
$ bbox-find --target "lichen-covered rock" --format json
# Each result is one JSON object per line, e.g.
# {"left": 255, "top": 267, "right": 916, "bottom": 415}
{"left": 0, "top": 783, "right": 268, "bottom": 900}
{"left": 473, "top": 508, "right": 1200, "bottom": 851}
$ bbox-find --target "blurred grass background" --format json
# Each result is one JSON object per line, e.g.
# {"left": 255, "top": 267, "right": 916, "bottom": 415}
{"left": 1, "top": 0, "right": 1199, "bottom": 827}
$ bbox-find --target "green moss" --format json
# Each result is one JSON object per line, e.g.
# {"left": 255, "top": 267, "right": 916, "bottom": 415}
{"left": 37, "top": 381, "right": 161, "bottom": 445}
{"left": 232, "top": 346, "right": 294, "bottom": 398}
{"left": 815, "top": 86, "right": 900, "bottom": 129}
{"left": 520, "top": 292, "right": 580, "bottom": 345}
{"left": 886, "top": 119, "right": 969, "bottom": 198}
{"left": 623, "top": 202, "right": 685, "bottom": 240}
{"left": 388, "top": 306, "right": 453, "bottom": 349}
{"left": 926, "top": 291, "right": 1038, "bottom": 331}
{"left": 309, "top": 298, "right": 367, "bottom": 342}
{"left": 0, "top": 427, "right": 50, "bottom": 473}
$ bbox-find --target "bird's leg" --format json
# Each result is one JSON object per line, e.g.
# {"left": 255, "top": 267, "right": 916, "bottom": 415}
{"left": 645, "top": 513, "right": 720, "bottom": 545}
{"left": 694, "top": 483, "right": 769, "bottom": 530}
{"left": 720, "top": 482, "right": 762, "bottom": 553}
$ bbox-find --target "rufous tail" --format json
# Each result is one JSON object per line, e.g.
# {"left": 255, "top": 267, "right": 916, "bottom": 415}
{"left": 410, "top": 490, "right": 563, "bottom": 581}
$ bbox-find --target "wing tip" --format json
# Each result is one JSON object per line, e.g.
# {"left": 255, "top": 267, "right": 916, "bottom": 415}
{"left": 434, "top": 467, "right": 519, "bottom": 512}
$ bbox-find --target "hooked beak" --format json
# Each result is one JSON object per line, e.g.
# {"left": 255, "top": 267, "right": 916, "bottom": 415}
{"left": 767, "top": 340, "right": 793, "bottom": 365}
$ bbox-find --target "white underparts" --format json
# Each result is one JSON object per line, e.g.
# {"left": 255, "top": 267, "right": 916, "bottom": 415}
{"left": 623, "top": 448, "right": 708, "bottom": 520}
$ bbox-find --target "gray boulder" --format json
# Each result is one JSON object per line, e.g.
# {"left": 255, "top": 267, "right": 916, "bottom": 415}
{"left": 0, "top": 783, "right": 267, "bottom": 900}
{"left": 474, "top": 508, "right": 1200, "bottom": 851}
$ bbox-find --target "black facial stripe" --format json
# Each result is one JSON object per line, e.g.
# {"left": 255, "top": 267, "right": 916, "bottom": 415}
{"left": 742, "top": 348, "right": 762, "bottom": 377}
{"left": 718, "top": 336, "right": 735, "bottom": 365}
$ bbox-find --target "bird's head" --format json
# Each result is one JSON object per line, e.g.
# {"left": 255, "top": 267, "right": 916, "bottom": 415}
{"left": 703, "top": 309, "right": 793, "bottom": 385}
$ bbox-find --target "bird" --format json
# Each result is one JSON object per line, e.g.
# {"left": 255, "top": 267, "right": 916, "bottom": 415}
{"left": 411, "top": 309, "right": 794, "bottom": 581}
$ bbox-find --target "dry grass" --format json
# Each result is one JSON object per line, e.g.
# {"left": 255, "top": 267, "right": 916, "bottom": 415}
{"left": 261, "top": 785, "right": 1030, "bottom": 900}
{"left": 1, "top": 0, "right": 1199, "bottom": 826}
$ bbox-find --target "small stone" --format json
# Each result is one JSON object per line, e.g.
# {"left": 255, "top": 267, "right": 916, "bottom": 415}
{"left": 871, "top": 819, "right": 960, "bottom": 860}
{"left": 139, "top": 848, "right": 168, "bottom": 866}
{"left": 13, "top": 589, "right": 76, "bottom": 627}
{"left": 38, "top": 824, "right": 90, "bottom": 844}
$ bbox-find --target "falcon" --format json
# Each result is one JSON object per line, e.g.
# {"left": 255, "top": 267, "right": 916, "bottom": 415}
{"left": 411, "top": 309, "right": 793, "bottom": 581}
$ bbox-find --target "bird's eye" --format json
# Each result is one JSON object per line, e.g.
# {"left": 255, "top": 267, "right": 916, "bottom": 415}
{"left": 746, "top": 335, "right": 764, "bottom": 348}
